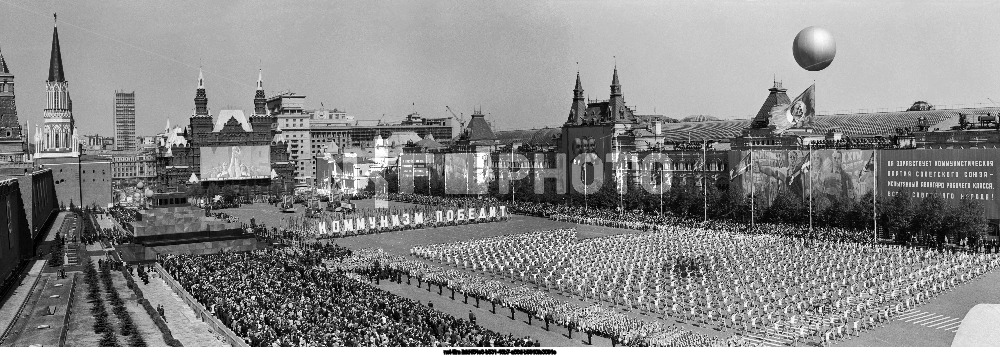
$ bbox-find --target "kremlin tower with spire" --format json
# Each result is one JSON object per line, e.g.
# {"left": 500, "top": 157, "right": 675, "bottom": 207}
{"left": 35, "top": 14, "right": 79, "bottom": 159}
{"left": 33, "top": 14, "right": 113, "bottom": 209}
{"left": 0, "top": 37, "right": 26, "bottom": 163}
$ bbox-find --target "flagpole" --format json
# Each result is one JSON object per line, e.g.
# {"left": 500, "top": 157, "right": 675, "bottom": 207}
{"left": 809, "top": 142, "right": 813, "bottom": 232}
{"left": 750, "top": 137, "right": 755, "bottom": 228}
{"left": 617, "top": 134, "right": 623, "bottom": 212}
{"left": 703, "top": 139, "right": 708, "bottom": 222}
{"left": 873, "top": 149, "right": 877, "bottom": 247}
{"left": 511, "top": 145, "right": 515, "bottom": 205}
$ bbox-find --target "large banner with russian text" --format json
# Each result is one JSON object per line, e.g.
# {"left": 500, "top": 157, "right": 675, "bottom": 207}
{"left": 878, "top": 149, "right": 1000, "bottom": 218}
{"left": 293, "top": 206, "right": 510, "bottom": 239}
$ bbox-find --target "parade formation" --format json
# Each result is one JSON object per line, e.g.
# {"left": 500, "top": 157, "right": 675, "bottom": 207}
{"left": 3, "top": 2, "right": 1000, "bottom": 352}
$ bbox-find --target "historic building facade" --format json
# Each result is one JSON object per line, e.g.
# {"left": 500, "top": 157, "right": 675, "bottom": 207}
{"left": 32, "top": 17, "right": 112, "bottom": 209}
{"left": 157, "top": 70, "right": 294, "bottom": 194}
{"left": 0, "top": 44, "right": 26, "bottom": 163}
{"left": 267, "top": 92, "right": 458, "bottom": 185}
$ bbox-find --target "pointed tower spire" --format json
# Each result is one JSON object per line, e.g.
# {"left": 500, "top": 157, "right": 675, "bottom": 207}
{"left": 0, "top": 39, "right": 21, "bottom": 144}
{"left": 48, "top": 13, "right": 66, "bottom": 83}
{"left": 574, "top": 71, "right": 583, "bottom": 97}
{"left": 568, "top": 70, "right": 586, "bottom": 125}
{"left": 609, "top": 63, "right": 625, "bottom": 123}
{"left": 253, "top": 68, "right": 266, "bottom": 115}
{"left": 0, "top": 43, "right": 9, "bottom": 74}
{"left": 194, "top": 68, "right": 208, "bottom": 116}
{"left": 611, "top": 65, "right": 620, "bottom": 93}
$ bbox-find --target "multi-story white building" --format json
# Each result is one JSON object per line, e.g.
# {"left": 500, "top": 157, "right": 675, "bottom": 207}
{"left": 109, "top": 150, "right": 156, "bottom": 184}
{"left": 267, "top": 92, "right": 312, "bottom": 184}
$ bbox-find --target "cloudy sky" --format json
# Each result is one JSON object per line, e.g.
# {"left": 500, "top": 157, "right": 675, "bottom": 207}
{"left": 1, "top": 0, "right": 999, "bottom": 136}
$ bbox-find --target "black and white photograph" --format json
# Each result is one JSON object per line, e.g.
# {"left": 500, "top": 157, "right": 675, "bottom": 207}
{"left": 1, "top": 0, "right": 1000, "bottom": 355}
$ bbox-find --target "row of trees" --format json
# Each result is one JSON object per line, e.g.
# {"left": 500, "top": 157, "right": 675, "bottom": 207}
{"left": 381, "top": 168, "right": 990, "bottom": 245}
{"left": 880, "top": 191, "right": 989, "bottom": 246}
{"left": 494, "top": 178, "right": 990, "bottom": 246}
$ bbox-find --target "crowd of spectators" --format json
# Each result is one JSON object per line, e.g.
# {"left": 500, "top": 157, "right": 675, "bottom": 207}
{"left": 160, "top": 244, "right": 540, "bottom": 347}
{"left": 208, "top": 211, "right": 241, "bottom": 224}
{"left": 108, "top": 206, "right": 140, "bottom": 234}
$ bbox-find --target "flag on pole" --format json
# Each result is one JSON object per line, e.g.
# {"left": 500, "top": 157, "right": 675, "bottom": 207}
{"left": 730, "top": 152, "right": 751, "bottom": 181}
{"left": 769, "top": 84, "right": 816, "bottom": 133}
{"left": 790, "top": 152, "right": 811, "bottom": 181}
{"left": 859, "top": 152, "right": 876, "bottom": 178}
{"left": 693, "top": 140, "right": 709, "bottom": 170}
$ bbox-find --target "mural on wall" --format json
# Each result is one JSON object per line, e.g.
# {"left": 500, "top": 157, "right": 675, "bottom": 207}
{"left": 734, "top": 149, "right": 876, "bottom": 207}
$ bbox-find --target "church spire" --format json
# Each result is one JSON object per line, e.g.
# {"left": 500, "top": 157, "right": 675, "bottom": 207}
{"left": 48, "top": 13, "right": 66, "bottom": 83}
{"left": 256, "top": 68, "right": 263, "bottom": 90}
{"left": 197, "top": 67, "right": 204, "bottom": 89}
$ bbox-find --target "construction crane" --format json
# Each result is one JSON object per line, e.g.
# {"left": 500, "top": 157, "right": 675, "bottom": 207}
{"left": 445, "top": 106, "right": 465, "bottom": 128}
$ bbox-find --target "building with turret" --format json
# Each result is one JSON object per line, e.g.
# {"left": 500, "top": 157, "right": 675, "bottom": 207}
{"left": 0, "top": 42, "right": 26, "bottom": 164}
{"left": 558, "top": 67, "right": 646, "bottom": 189}
{"left": 452, "top": 109, "right": 497, "bottom": 152}
{"left": 156, "top": 69, "right": 294, "bottom": 195}
{"left": 32, "top": 15, "right": 112, "bottom": 209}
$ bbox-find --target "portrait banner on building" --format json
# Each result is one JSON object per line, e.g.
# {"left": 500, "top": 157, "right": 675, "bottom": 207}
{"left": 731, "top": 149, "right": 875, "bottom": 207}
{"left": 444, "top": 153, "right": 492, "bottom": 194}
{"left": 200, "top": 146, "right": 272, "bottom": 181}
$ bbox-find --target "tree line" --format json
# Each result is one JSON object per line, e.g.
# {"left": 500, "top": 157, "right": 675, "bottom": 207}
{"left": 376, "top": 168, "right": 993, "bottom": 246}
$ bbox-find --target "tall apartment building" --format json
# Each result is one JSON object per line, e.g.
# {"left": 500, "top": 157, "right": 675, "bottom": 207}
{"left": 114, "top": 91, "right": 135, "bottom": 151}
{"left": 266, "top": 92, "right": 311, "bottom": 183}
